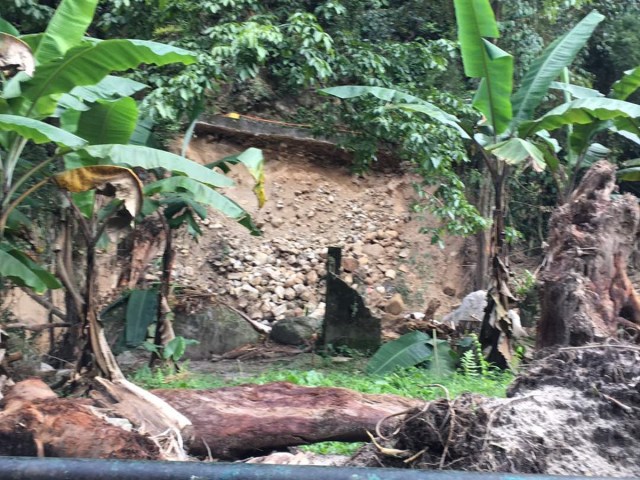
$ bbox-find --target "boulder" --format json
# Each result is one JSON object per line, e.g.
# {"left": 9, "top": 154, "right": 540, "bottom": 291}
{"left": 442, "top": 291, "right": 525, "bottom": 337}
{"left": 441, "top": 290, "right": 486, "bottom": 329}
{"left": 174, "top": 305, "right": 260, "bottom": 360}
{"left": 385, "top": 293, "right": 405, "bottom": 315}
{"left": 270, "top": 316, "right": 322, "bottom": 346}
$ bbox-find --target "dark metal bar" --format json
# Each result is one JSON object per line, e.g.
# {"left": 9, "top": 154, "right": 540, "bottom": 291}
{"left": 0, "top": 457, "right": 629, "bottom": 480}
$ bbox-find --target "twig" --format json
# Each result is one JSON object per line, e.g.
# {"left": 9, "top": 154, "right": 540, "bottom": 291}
{"left": 426, "top": 384, "right": 454, "bottom": 469}
{"left": 42, "top": 353, "right": 76, "bottom": 367}
{"left": 404, "top": 448, "right": 427, "bottom": 464}
{"left": 3, "top": 322, "right": 72, "bottom": 332}
{"left": 201, "top": 438, "right": 214, "bottom": 462}
{"left": 365, "top": 430, "right": 411, "bottom": 458}
{"left": 600, "top": 393, "right": 634, "bottom": 413}
{"left": 559, "top": 344, "right": 640, "bottom": 353}
{"left": 375, "top": 406, "right": 420, "bottom": 440}
{"left": 218, "top": 300, "right": 271, "bottom": 334}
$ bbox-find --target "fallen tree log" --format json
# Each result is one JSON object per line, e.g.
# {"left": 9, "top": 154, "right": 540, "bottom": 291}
{"left": 0, "top": 379, "right": 159, "bottom": 459}
{"left": 0, "top": 379, "right": 422, "bottom": 460}
{"left": 154, "top": 382, "right": 423, "bottom": 459}
{"left": 537, "top": 161, "right": 640, "bottom": 348}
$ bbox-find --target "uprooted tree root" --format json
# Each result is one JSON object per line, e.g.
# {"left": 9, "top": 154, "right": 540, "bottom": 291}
{"left": 349, "top": 345, "right": 640, "bottom": 477}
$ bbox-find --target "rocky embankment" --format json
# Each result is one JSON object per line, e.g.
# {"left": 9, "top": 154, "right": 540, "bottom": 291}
{"left": 169, "top": 141, "right": 465, "bottom": 327}
{"left": 201, "top": 206, "right": 409, "bottom": 324}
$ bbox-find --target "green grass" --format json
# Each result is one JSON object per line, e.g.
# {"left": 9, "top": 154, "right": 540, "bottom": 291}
{"left": 131, "top": 363, "right": 512, "bottom": 456}
{"left": 132, "top": 364, "right": 512, "bottom": 400}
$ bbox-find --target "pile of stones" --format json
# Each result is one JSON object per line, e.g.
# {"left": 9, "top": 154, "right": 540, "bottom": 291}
{"left": 171, "top": 178, "right": 424, "bottom": 325}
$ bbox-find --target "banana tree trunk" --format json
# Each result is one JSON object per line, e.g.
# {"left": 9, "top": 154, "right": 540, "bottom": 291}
{"left": 479, "top": 161, "right": 516, "bottom": 369}
{"left": 474, "top": 165, "right": 493, "bottom": 290}
{"left": 68, "top": 209, "right": 193, "bottom": 459}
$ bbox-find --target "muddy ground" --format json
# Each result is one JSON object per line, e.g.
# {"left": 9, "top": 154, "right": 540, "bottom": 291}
{"left": 348, "top": 345, "right": 640, "bottom": 477}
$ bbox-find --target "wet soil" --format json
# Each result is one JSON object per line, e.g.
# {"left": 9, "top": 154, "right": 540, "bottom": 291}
{"left": 349, "top": 345, "right": 640, "bottom": 477}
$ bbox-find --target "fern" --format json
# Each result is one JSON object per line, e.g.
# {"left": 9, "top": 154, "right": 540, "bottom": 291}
{"left": 461, "top": 350, "right": 480, "bottom": 376}
{"left": 460, "top": 333, "right": 492, "bottom": 377}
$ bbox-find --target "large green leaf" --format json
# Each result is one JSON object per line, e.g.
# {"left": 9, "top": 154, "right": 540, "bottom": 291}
{"left": 486, "top": 138, "right": 546, "bottom": 171}
{"left": 611, "top": 127, "right": 640, "bottom": 146}
{"left": 124, "top": 289, "right": 158, "bottom": 347}
{"left": 0, "top": 17, "right": 19, "bottom": 36}
{"left": 69, "top": 75, "right": 148, "bottom": 103}
{"left": 5, "top": 209, "right": 32, "bottom": 234}
{"left": 6, "top": 248, "right": 62, "bottom": 290}
{"left": 519, "top": 98, "right": 640, "bottom": 137}
{"left": 396, "top": 103, "right": 470, "bottom": 138}
{"left": 550, "top": 81, "right": 603, "bottom": 99}
{"left": 611, "top": 67, "right": 640, "bottom": 101}
{"left": 0, "top": 245, "right": 61, "bottom": 293}
{"left": 76, "top": 98, "right": 138, "bottom": 145}
{"left": 129, "top": 115, "right": 155, "bottom": 147}
{"left": 0, "top": 114, "right": 86, "bottom": 148}
{"left": 144, "top": 176, "right": 258, "bottom": 232}
{"left": 162, "top": 336, "right": 198, "bottom": 361}
{"left": 454, "top": 0, "right": 513, "bottom": 134}
{"left": 321, "top": 86, "right": 468, "bottom": 138}
{"left": 34, "top": 0, "right": 98, "bottom": 64}
{"left": 322, "top": 85, "right": 432, "bottom": 104}
{"left": 426, "top": 336, "right": 456, "bottom": 377}
{"left": 617, "top": 158, "right": 640, "bottom": 181}
{"left": 511, "top": 11, "right": 604, "bottom": 124}
{"left": 614, "top": 117, "right": 640, "bottom": 137}
{"left": 453, "top": 0, "right": 499, "bottom": 78}
{"left": 21, "top": 39, "right": 196, "bottom": 117}
{"left": 473, "top": 40, "right": 513, "bottom": 135}
{"left": 57, "top": 76, "right": 148, "bottom": 114}
{"left": 366, "top": 331, "right": 432, "bottom": 375}
{"left": 79, "top": 144, "right": 234, "bottom": 188}
{"left": 583, "top": 142, "right": 610, "bottom": 166}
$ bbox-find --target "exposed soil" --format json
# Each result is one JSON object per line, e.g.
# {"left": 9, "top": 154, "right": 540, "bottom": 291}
{"left": 349, "top": 345, "right": 640, "bottom": 477}
{"left": 165, "top": 135, "right": 469, "bottom": 331}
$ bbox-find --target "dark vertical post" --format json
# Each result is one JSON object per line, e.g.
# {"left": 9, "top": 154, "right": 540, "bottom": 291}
{"left": 322, "top": 246, "right": 380, "bottom": 353}
{"left": 327, "top": 246, "right": 342, "bottom": 276}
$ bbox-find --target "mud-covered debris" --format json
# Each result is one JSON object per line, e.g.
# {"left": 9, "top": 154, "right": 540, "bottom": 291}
{"left": 349, "top": 345, "right": 640, "bottom": 478}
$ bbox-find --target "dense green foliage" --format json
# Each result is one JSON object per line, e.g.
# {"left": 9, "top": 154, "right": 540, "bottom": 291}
{"left": 3, "top": 0, "right": 640, "bottom": 274}
{"left": 0, "top": 0, "right": 268, "bottom": 375}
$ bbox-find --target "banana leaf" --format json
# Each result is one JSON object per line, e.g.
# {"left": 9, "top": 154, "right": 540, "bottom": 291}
{"left": 366, "top": 331, "right": 433, "bottom": 375}
{"left": 511, "top": 11, "right": 604, "bottom": 124}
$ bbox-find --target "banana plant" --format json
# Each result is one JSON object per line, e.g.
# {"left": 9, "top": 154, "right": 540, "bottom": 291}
{"left": 0, "top": 0, "right": 265, "bottom": 384}
{"left": 321, "top": 3, "right": 640, "bottom": 367}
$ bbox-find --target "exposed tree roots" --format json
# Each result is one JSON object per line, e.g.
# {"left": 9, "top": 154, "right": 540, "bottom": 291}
{"left": 349, "top": 345, "right": 640, "bottom": 477}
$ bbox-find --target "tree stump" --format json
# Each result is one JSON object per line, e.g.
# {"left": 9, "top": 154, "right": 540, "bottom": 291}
{"left": 538, "top": 161, "right": 640, "bottom": 348}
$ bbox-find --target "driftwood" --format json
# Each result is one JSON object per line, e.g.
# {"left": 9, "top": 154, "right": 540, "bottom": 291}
{"left": 0, "top": 379, "right": 159, "bottom": 459}
{"left": 154, "top": 382, "right": 423, "bottom": 459}
{"left": 538, "top": 161, "right": 640, "bottom": 348}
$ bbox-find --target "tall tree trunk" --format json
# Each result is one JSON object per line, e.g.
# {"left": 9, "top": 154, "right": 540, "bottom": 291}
{"left": 538, "top": 161, "right": 640, "bottom": 348}
{"left": 149, "top": 213, "right": 176, "bottom": 368}
{"left": 480, "top": 162, "right": 516, "bottom": 369}
{"left": 474, "top": 166, "right": 493, "bottom": 290}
